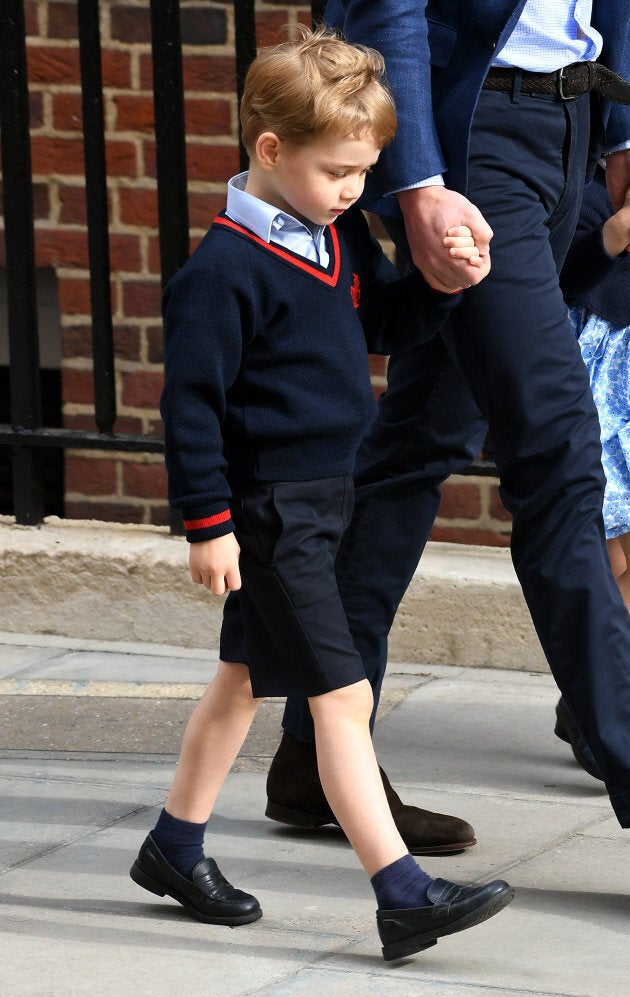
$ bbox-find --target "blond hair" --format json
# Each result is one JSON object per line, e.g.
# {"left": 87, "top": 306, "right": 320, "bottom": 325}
{"left": 240, "top": 25, "right": 397, "bottom": 154}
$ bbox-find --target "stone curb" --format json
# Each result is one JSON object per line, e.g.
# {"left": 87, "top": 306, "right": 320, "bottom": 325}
{"left": 1, "top": 516, "right": 546, "bottom": 672}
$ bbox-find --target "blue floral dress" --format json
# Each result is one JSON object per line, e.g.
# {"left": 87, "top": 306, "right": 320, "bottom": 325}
{"left": 569, "top": 305, "right": 630, "bottom": 540}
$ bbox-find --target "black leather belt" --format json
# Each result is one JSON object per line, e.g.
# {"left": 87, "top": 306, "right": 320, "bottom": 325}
{"left": 483, "top": 62, "right": 630, "bottom": 104}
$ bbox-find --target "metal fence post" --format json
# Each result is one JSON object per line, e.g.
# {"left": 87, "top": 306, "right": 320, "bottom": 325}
{"left": 0, "top": 0, "right": 45, "bottom": 524}
{"left": 78, "top": 0, "right": 117, "bottom": 435}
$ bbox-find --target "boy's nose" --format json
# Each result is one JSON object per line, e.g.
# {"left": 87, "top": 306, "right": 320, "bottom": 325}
{"left": 342, "top": 175, "right": 364, "bottom": 201}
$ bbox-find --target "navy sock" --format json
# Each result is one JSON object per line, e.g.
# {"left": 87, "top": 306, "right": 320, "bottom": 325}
{"left": 370, "top": 853, "right": 433, "bottom": 910}
{"left": 151, "top": 808, "right": 206, "bottom": 878}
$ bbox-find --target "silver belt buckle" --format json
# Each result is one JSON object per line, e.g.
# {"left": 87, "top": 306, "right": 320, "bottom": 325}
{"left": 558, "top": 66, "right": 577, "bottom": 100}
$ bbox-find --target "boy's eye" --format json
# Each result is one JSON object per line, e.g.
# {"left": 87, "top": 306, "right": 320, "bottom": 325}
{"left": 328, "top": 167, "right": 373, "bottom": 178}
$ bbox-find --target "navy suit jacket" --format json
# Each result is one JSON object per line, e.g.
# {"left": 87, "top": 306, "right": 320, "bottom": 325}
{"left": 326, "top": 0, "right": 630, "bottom": 211}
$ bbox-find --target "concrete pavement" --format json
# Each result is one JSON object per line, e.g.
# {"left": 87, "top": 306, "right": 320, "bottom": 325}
{"left": 1, "top": 632, "right": 627, "bottom": 996}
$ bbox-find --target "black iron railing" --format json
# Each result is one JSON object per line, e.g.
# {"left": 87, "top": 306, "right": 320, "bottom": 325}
{"left": 0, "top": 0, "right": 494, "bottom": 529}
{"left": 0, "top": 0, "right": 191, "bottom": 525}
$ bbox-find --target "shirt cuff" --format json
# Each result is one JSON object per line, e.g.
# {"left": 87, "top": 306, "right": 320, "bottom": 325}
{"left": 602, "top": 140, "right": 630, "bottom": 156}
{"left": 388, "top": 175, "right": 446, "bottom": 197}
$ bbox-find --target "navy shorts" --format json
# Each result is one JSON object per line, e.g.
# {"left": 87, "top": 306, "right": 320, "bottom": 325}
{"left": 219, "top": 476, "right": 367, "bottom": 698}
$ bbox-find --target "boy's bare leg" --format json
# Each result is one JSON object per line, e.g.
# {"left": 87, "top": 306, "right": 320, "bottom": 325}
{"left": 308, "top": 679, "right": 408, "bottom": 876}
{"left": 308, "top": 677, "right": 515, "bottom": 960}
{"left": 165, "top": 660, "right": 262, "bottom": 822}
{"left": 130, "top": 658, "right": 263, "bottom": 925}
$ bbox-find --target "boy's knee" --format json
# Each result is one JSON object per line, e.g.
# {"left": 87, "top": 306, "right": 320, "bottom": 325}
{"left": 310, "top": 679, "right": 374, "bottom": 721}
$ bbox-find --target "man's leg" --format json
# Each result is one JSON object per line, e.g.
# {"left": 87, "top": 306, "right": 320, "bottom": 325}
{"left": 266, "top": 333, "right": 485, "bottom": 853}
{"left": 448, "top": 89, "right": 630, "bottom": 825}
{"left": 244, "top": 475, "right": 477, "bottom": 854}
{"left": 271, "top": 87, "right": 630, "bottom": 834}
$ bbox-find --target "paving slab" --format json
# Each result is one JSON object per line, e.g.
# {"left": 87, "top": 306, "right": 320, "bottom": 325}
{"left": 0, "top": 636, "right": 628, "bottom": 996}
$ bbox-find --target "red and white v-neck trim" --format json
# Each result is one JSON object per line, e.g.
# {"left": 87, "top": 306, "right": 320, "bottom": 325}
{"left": 214, "top": 215, "right": 341, "bottom": 287}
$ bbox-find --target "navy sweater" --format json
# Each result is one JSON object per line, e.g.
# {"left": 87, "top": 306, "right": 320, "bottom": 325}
{"left": 160, "top": 206, "right": 460, "bottom": 542}
{"left": 560, "top": 166, "right": 630, "bottom": 329}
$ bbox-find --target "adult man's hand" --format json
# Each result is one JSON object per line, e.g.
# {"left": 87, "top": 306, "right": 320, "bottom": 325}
{"left": 398, "top": 185, "right": 493, "bottom": 293}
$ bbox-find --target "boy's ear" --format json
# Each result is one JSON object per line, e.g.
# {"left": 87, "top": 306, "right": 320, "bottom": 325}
{"left": 255, "top": 131, "right": 282, "bottom": 169}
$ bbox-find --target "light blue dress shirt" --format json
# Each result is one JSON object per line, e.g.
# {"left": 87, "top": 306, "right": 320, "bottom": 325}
{"left": 225, "top": 172, "right": 329, "bottom": 267}
{"left": 496, "top": 0, "right": 603, "bottom": 71}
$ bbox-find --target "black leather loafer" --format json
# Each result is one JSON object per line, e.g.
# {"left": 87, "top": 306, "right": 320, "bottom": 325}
{"left": 130, "top": 834, "right": 262, "bottom": 925}
{"left": 377, "top": 877, "right": 515, "bottom": 961}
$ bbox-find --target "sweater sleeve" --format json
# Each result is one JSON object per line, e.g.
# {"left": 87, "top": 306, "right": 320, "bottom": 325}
{"left": 559, "top": 174, "right": 623, "bottom": 302}
{"left": 362, "top": 264, "right": 461, "bottom": 355}
{"left": 340, "top": 209, "right": 461, "bottom": 353}
{"left": 160, "top": 236, "right": 253, "bottom": 542}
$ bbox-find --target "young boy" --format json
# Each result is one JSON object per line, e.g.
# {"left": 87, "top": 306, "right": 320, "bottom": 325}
{"left": 129, "top": 26, "right": 514, "bottom": 961}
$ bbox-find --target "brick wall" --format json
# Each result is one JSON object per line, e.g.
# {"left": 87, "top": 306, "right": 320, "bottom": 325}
{"left": 2, "top": 0, "right": 511, "bottom": 545}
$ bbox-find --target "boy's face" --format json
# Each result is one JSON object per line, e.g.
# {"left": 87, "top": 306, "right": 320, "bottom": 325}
{"left": 255, "top": 130, "right": 381, "bottom": 226}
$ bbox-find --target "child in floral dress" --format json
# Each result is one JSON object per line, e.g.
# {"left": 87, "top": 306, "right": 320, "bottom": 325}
{"left": 560, "top": 164, "right": 630, "bottom": 609}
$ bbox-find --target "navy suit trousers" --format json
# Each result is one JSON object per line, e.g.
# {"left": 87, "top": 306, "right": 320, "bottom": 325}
{"left": 282, "top": 88, "right": 630, "bottom": 826}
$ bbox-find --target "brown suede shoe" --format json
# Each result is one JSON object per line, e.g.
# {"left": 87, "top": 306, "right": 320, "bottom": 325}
{"left": 265, "top": 731, "right": 476, "bottom": 855}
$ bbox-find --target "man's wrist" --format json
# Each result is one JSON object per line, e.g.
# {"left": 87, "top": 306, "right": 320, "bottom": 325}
{"left": 394, "top": 175, "right": 445, "bottom": 192}
{"left": 397, "top": 184, "right": 453, "bottom": 216}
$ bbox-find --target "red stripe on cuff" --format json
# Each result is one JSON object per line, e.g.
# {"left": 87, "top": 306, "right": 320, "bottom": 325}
{"left": 184, "top": 509, "right": 231, "bottom": 530}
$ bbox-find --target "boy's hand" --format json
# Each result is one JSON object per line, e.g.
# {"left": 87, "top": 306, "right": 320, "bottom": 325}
{"left": 605, "top": 148, "right": 630, "bottom": 213}
{"left": 444, "top": 225, "right": 483, "bottom": 266}
{"left": 602, "top": 184, "right": 630, "bottom": 256}
{"left": 189, "top": 533, "right": 241, "bottom": 595}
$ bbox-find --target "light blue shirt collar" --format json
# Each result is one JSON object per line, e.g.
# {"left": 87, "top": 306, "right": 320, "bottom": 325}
{"left": 225, "top": 172, "right": 329, "bottom": 267}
